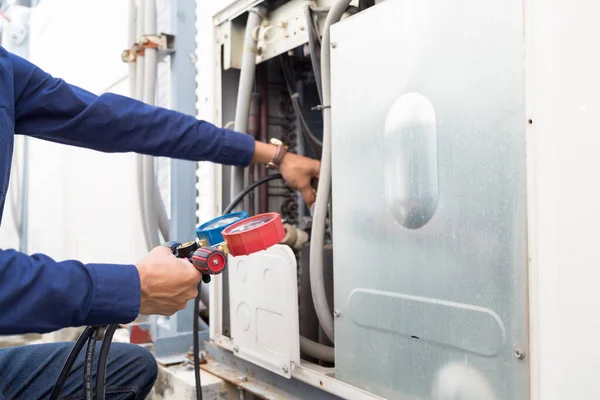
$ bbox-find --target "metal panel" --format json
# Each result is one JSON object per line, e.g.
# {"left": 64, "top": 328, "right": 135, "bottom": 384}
{"left": 216, "top": 0, "right": 351, "bottom": 68}
{"left": 330, "top": 0, "right": 529, "bottom": 399}
{"left": 228, "top": 245, "right": 300, "bottom": 378}
{"left": 204, "top": 342, "right": 386, "bottom": 400}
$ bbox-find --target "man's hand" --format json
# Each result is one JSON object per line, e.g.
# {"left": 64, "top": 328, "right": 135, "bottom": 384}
{"left": 279, "top": 153, "right": 321, "bottom": 207}
{"left": 252, "top": 141, "right": 321, "bottom": 207}
{"left": 135, "top": 246, "right": 201, "bottom": 316}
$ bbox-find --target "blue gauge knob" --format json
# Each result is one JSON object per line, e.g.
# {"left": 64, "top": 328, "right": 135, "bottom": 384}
{"left": 196, "top": 212, "right": 248, "bottom": 246}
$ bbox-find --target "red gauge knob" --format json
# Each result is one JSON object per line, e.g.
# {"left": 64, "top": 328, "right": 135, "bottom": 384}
{"left": 191, "top": 247, "right": 227, "bottom": 275}
{"left": 221, "top": 212, "right": 285, "bottom": 257}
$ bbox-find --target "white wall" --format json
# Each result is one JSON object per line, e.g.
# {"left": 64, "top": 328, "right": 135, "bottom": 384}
{"left": 526, "top": 0, "right": 600, "bottom": 399}
{"left": 0, "top": 0, "right": 160, "bottom": 264}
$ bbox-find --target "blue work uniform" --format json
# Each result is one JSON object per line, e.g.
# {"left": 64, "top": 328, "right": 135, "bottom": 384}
{"left": 0, "top": 47, "right": 255, "bottom": 335}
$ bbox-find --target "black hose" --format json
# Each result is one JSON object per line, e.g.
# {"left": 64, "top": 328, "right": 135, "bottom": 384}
{"left": 95, "top": 324, "right": 118, "bottom": 400}
{"left": 193, "top": 284, "right": 203, "bottom": 400}
{"left": 84, "top": 327, "right": 100, "bottom": 400}
{"left": 224, "top": 174, "right": 283, "bottom": 215}
{"left": 50, "top": 326, "right": 97, "bottom": 400}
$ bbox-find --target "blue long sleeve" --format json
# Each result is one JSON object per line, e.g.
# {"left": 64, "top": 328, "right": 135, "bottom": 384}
{"left": 10, "top": 52, "right": 255, "bottom": 164}
{"left": 0, "top": 250, "right": 140, "bottom": 334}
{"left": 0, "top": 47, "right": 256, "bottom": 335}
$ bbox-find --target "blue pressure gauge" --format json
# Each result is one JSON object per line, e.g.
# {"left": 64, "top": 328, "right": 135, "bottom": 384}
{"left": 196, "top": 211, "right": 248, "bottom": 246}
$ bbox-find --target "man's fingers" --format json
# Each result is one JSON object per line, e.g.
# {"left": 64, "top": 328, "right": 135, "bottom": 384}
{"left": 302, "top": 186, "right": 316, "bottom": 207}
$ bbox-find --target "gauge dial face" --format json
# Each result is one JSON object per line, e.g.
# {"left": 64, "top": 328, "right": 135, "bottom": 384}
{"left": 203, "top": 215, "right": 243, "bottom": 229}
{"left": 227, "top": 214, "right": 273, "bottom": 234}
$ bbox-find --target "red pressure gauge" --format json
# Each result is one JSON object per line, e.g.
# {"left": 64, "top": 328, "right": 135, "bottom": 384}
{"left": 221, "top": 212, "right": 285, "bottom": 257}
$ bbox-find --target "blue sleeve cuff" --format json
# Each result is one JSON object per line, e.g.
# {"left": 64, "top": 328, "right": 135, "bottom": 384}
{"left": 218, "top": 129, "right": 255, "bottom": 167}
{"left": 87, "top": 263, "right": 140, "bottom": 325}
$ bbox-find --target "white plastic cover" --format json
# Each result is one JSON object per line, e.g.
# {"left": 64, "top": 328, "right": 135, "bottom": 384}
{"left": 228, "top": 244, "right": 300, "bottom": 378}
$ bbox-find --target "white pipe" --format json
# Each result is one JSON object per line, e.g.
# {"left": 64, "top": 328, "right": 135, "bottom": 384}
{"left": 135, "top": 0, "right": 145, "bottom": 101}
{"left": 18, "top": 137, "right": 28, "bottom": 253}
{"left": 155, "top": 182, "right": 170, "bottom": 241}
{"left": 134, "top": 0, "right": 152, "bottom": 250}
{"left": 230, "top": 8, "right": 264, "bottom": 206}
{"left": 142, "top": 0, "right": 160, "bottom": 248}
{"left": 9, "top": 141, "right": 20, "bottom": 235}
{"left": 309, "top": 0, "right": 352, "bottom": 345}
{"left": 300, "top": 336, "right": 334, "bottom": 363}
{"left": 128, "top": 0, "right": 137, "bottom": 99}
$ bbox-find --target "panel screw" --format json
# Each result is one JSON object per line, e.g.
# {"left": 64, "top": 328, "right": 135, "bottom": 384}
{"left": 514, "top": 349, "right": 525, "bottom": 360}
{"left": 333, "top": 310, "right": 342, "bottom": 318}
{"left": 331, "top": 42, "right": 337, "bottom": 49}
{"left": 234, "top": 345, "right": 239, "bottom": 352}
{"left": 282, "top": 365, "right": 288, "bottom": 373}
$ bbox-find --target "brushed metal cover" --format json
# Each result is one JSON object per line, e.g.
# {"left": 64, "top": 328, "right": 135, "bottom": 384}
{"left": 330, "top": 0, "right": 529, "bottom": 399}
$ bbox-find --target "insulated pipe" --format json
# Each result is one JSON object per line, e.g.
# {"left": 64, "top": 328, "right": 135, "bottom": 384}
{"left": 18, "top": 137, "right": 28, "bottom": 253}
{"left": 244, "top": 92, "right": 261, "bottom": 213}
{"left": 230, "top": 8, "right": 264, "bottom": 207}
{"left": 156, "top": 182, "right": 170, "bottom": 241}
{"left": 142, "top": 0, "right": 160, "bottom": 248}
{"left": 134, "top": 0, "right": 152, "bottom": 249}
{"left": 300, "top": 336, "right": 334, "bottom": 363}
{"left": 258, "top": 65, "right": 269, "bottom": 214}
{"left": 135, "top": 0, "right": 145, "bottom": 101}
{"left": 9, "top": 143, "right": 20, "bottom": 236}
{"left": 128, "top": 0, "right": 137, "bottom": 99}
{"left": 303, "top": 3, "right": 322, "bottom": 103}
{"left": 309, "top": 0, "right": 352, "bottom": 344}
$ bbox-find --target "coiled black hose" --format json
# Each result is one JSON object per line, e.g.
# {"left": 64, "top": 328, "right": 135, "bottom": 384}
{"left": 193, "top": 284, "right": 203, "bottom": 400}
{"left": 84, "top": 327, "right": 100, "bottom": 400}
{"left": 50, "top": 326, "right": 97, "bottom": 400}
{"left": 96, "top": 324, "right": 118, "bottom": 400}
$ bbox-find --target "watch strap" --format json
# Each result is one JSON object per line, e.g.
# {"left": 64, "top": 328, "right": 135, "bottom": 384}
{"left": 267, "top": 139, "right": 288, "bottom": 169}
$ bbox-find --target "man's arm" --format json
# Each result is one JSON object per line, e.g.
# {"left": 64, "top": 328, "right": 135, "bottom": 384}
{"left": 0, "top": 250, "right": 140, "bottom": 334}
{"left": 10, "top": 52, "right": 255, "bottom": 166}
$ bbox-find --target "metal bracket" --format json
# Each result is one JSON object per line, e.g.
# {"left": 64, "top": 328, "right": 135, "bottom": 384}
{"left": 121, "top": 33, "right": 176, "bottom": 63}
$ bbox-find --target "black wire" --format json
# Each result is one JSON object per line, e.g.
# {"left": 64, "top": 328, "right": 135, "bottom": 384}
{"left": 193, "top": 283, "right": 203, "bottom": 400}
{"left": 279, "top": 55, "right": 323, "bottom": 152}
{"left": 50, "top": 326, "right": 97, "bottom": 400}
{"left": 95, "top": 324, "right": 118, "bottom": 400}
{"left": 224, "top": 174, "right": 283, "bottom": 215}
{"left": 84, "top": 327, "right": 100, "bottom": 400}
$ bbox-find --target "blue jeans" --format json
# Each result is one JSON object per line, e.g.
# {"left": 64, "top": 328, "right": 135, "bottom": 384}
{"left": 0, "top": 342, "right": 158, "bottom": 399}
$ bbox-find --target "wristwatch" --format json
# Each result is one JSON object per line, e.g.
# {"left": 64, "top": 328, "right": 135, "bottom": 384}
{"left": 267, "top": 138, "right": 288, "bottom": 170}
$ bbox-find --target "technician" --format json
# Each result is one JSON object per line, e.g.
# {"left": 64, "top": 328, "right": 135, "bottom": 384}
{"left": 0, "top": 46, "right": 320, "bottom": 399}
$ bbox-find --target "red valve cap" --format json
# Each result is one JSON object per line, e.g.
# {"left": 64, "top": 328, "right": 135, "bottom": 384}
{"left": 221, "top": 212, "right": 285, "bottom": 257}
{"left": 191, "top": 247, "right": 227, "bottom": 275}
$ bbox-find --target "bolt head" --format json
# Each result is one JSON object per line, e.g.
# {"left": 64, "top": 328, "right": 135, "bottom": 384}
{"left": 333, "top": 310, "right": 342, "bottom": 318}
{"left": 282, "top": 365, "right": 288, "bottom": 373}
{"left": 331, "top": 42, "right": 338, "bottom": 49}
{"left": 234, "top": 345, "right": 239, "bottom": 352}
{"left": 514, "top": 349, "right": 525, "bottom": 360}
